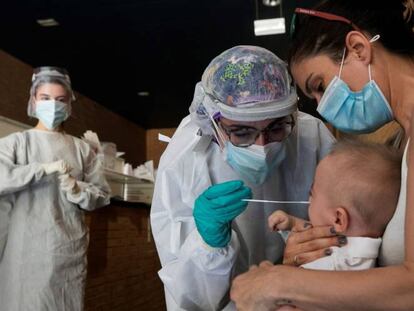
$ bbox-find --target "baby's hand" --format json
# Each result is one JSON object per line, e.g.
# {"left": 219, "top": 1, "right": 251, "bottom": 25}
{"left": 268, "top": 210, "right": 292, "bottom": 231}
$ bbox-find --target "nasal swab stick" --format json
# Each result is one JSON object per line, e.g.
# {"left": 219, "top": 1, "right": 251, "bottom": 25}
{"left": 242, "top": 199, "right": 309, "bottom": 204}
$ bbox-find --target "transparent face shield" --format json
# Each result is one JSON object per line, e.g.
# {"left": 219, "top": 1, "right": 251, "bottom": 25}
{"left": 208, "top": 112, "right": 227, "bottom": 150}
{"left": 28, "top": 66, "right": 75, "bottom": 118}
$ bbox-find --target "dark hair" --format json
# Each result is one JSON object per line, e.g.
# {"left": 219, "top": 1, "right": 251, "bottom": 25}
{"left": 289, "top": 0, "right": 414, "bottom": 65}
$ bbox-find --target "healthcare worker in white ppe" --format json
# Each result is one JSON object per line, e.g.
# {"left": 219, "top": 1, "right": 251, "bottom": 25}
{"left": 0, "top": 66, "right": 110, "bottom": 310}
{"left": 151, "top": 45, "right": 335, "bottom": 310}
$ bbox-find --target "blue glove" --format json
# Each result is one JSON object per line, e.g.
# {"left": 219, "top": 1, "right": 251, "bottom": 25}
{"left": 193, "top": 180, "right": 252, "bottom": 248}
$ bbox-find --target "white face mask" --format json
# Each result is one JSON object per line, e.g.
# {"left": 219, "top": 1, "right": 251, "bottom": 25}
{"left": 35, "top": 100, "right": 69, "bottom": 130}
{"left": 208, "top": 113, "right": 287, "bottom": 184}
{"left": 224, "top": 141, "right": 286, "bottom": 185}
{"left": 260, "top": 141, "right": 286, "bottom": 164}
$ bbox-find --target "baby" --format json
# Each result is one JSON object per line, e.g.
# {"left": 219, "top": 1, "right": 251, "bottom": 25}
{"left": 269, "top": 139, "right": 402, "bottom": 271}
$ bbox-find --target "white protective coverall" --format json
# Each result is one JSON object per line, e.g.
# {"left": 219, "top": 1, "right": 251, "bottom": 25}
{"left": 151, "top": 111, "right": 335, "bottom": 310}
{"left": 0, "top": 129, "right": 110, "bottom": 311}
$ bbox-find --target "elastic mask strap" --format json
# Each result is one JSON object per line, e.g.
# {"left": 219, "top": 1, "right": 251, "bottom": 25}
{"left": 369, "top": 34, "right": 380, "bottom": 43}
{"left": 368, "top": 64, "right": 372, "bottom": 81}
{"left": 367, "top": 35, "right": 380, "bottom": 82}
{"left": 338, "top": 48, "right": 346, "bottom": 78}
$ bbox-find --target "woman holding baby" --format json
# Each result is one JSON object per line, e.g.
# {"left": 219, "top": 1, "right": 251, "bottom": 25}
{"left": 231, "top": 0, "right": 414, "bottom": 310}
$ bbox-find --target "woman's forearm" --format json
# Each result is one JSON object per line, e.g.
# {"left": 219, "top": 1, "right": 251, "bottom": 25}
{"left": 274, "top": 264, "right": 414, "bottom": 311}
{"left": 406, "top": 129, "right": 414, "bottom": 262}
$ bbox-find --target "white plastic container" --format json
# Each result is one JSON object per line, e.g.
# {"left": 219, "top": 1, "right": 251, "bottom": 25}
{"left": 103, "top": 155, "right": 125, "bottom": 173}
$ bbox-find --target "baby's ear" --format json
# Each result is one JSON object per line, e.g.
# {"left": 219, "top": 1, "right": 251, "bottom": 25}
{"left": 333, "top": 207, "right": 349, "bottom": 234}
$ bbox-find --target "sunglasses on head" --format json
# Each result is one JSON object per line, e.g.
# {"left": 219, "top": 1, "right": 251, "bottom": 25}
{"left": 290, "top": 7, "right": 361, "bottom": 38}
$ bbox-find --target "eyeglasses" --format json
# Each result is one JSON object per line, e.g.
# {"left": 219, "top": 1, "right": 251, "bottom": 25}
{"left": 290, "top": 7, "right": 361, "bottom": 38}
{"left": 218, "top": 116, "right": 295, "bottom": 147}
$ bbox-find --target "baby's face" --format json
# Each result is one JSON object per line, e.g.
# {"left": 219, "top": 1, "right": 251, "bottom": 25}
{"left": 308, "top": 156, "right": 337, "bottom": 226}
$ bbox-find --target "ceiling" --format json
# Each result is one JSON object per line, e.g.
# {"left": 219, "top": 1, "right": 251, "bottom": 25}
{"left": 0, "top": 0, "right": 318, "bottom": 129}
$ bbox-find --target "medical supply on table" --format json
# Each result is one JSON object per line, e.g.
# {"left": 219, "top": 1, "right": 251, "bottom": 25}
{"left": 123, "top": 163, "right": 134, "bottom": 175}
{"left": 104, "top": 169, "right": 154, "bottom": 204}
{"left": 133, "top": 160, "right": 155, "bottom": 182}
{"left": 101, "top": 142, "right": 125, "bottom": 172}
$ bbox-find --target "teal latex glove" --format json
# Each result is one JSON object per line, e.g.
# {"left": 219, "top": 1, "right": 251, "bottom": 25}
{"left": 193, "top": 180, "right": 252, "bottom": 248}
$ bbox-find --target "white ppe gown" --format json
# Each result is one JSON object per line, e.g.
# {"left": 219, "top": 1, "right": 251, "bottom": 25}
{"left": 0, "top": 129, "right": 110, "bottom": 311}
{"left": 151, "top": 111, "right": 335, "bottom": 311}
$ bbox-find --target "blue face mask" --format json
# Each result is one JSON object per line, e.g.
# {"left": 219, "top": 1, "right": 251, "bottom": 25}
{"left": 225, "top": 141, "right": 286, "bottom": 185}
{"left": 35, "top": 100, "right": 69, "bottom": 130}
{"left": 317, "top": 51, "right": 393, "bottom": 134}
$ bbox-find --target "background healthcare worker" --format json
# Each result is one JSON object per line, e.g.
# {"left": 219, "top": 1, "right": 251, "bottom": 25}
{"left": 230, "top": 1, "right": 414, "bottom": 310}
{"left": 150, "top": 45, "right": 336, "bottom": 310}
{"left": 0, "top": 66, "right": 110, "bottom": 310}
